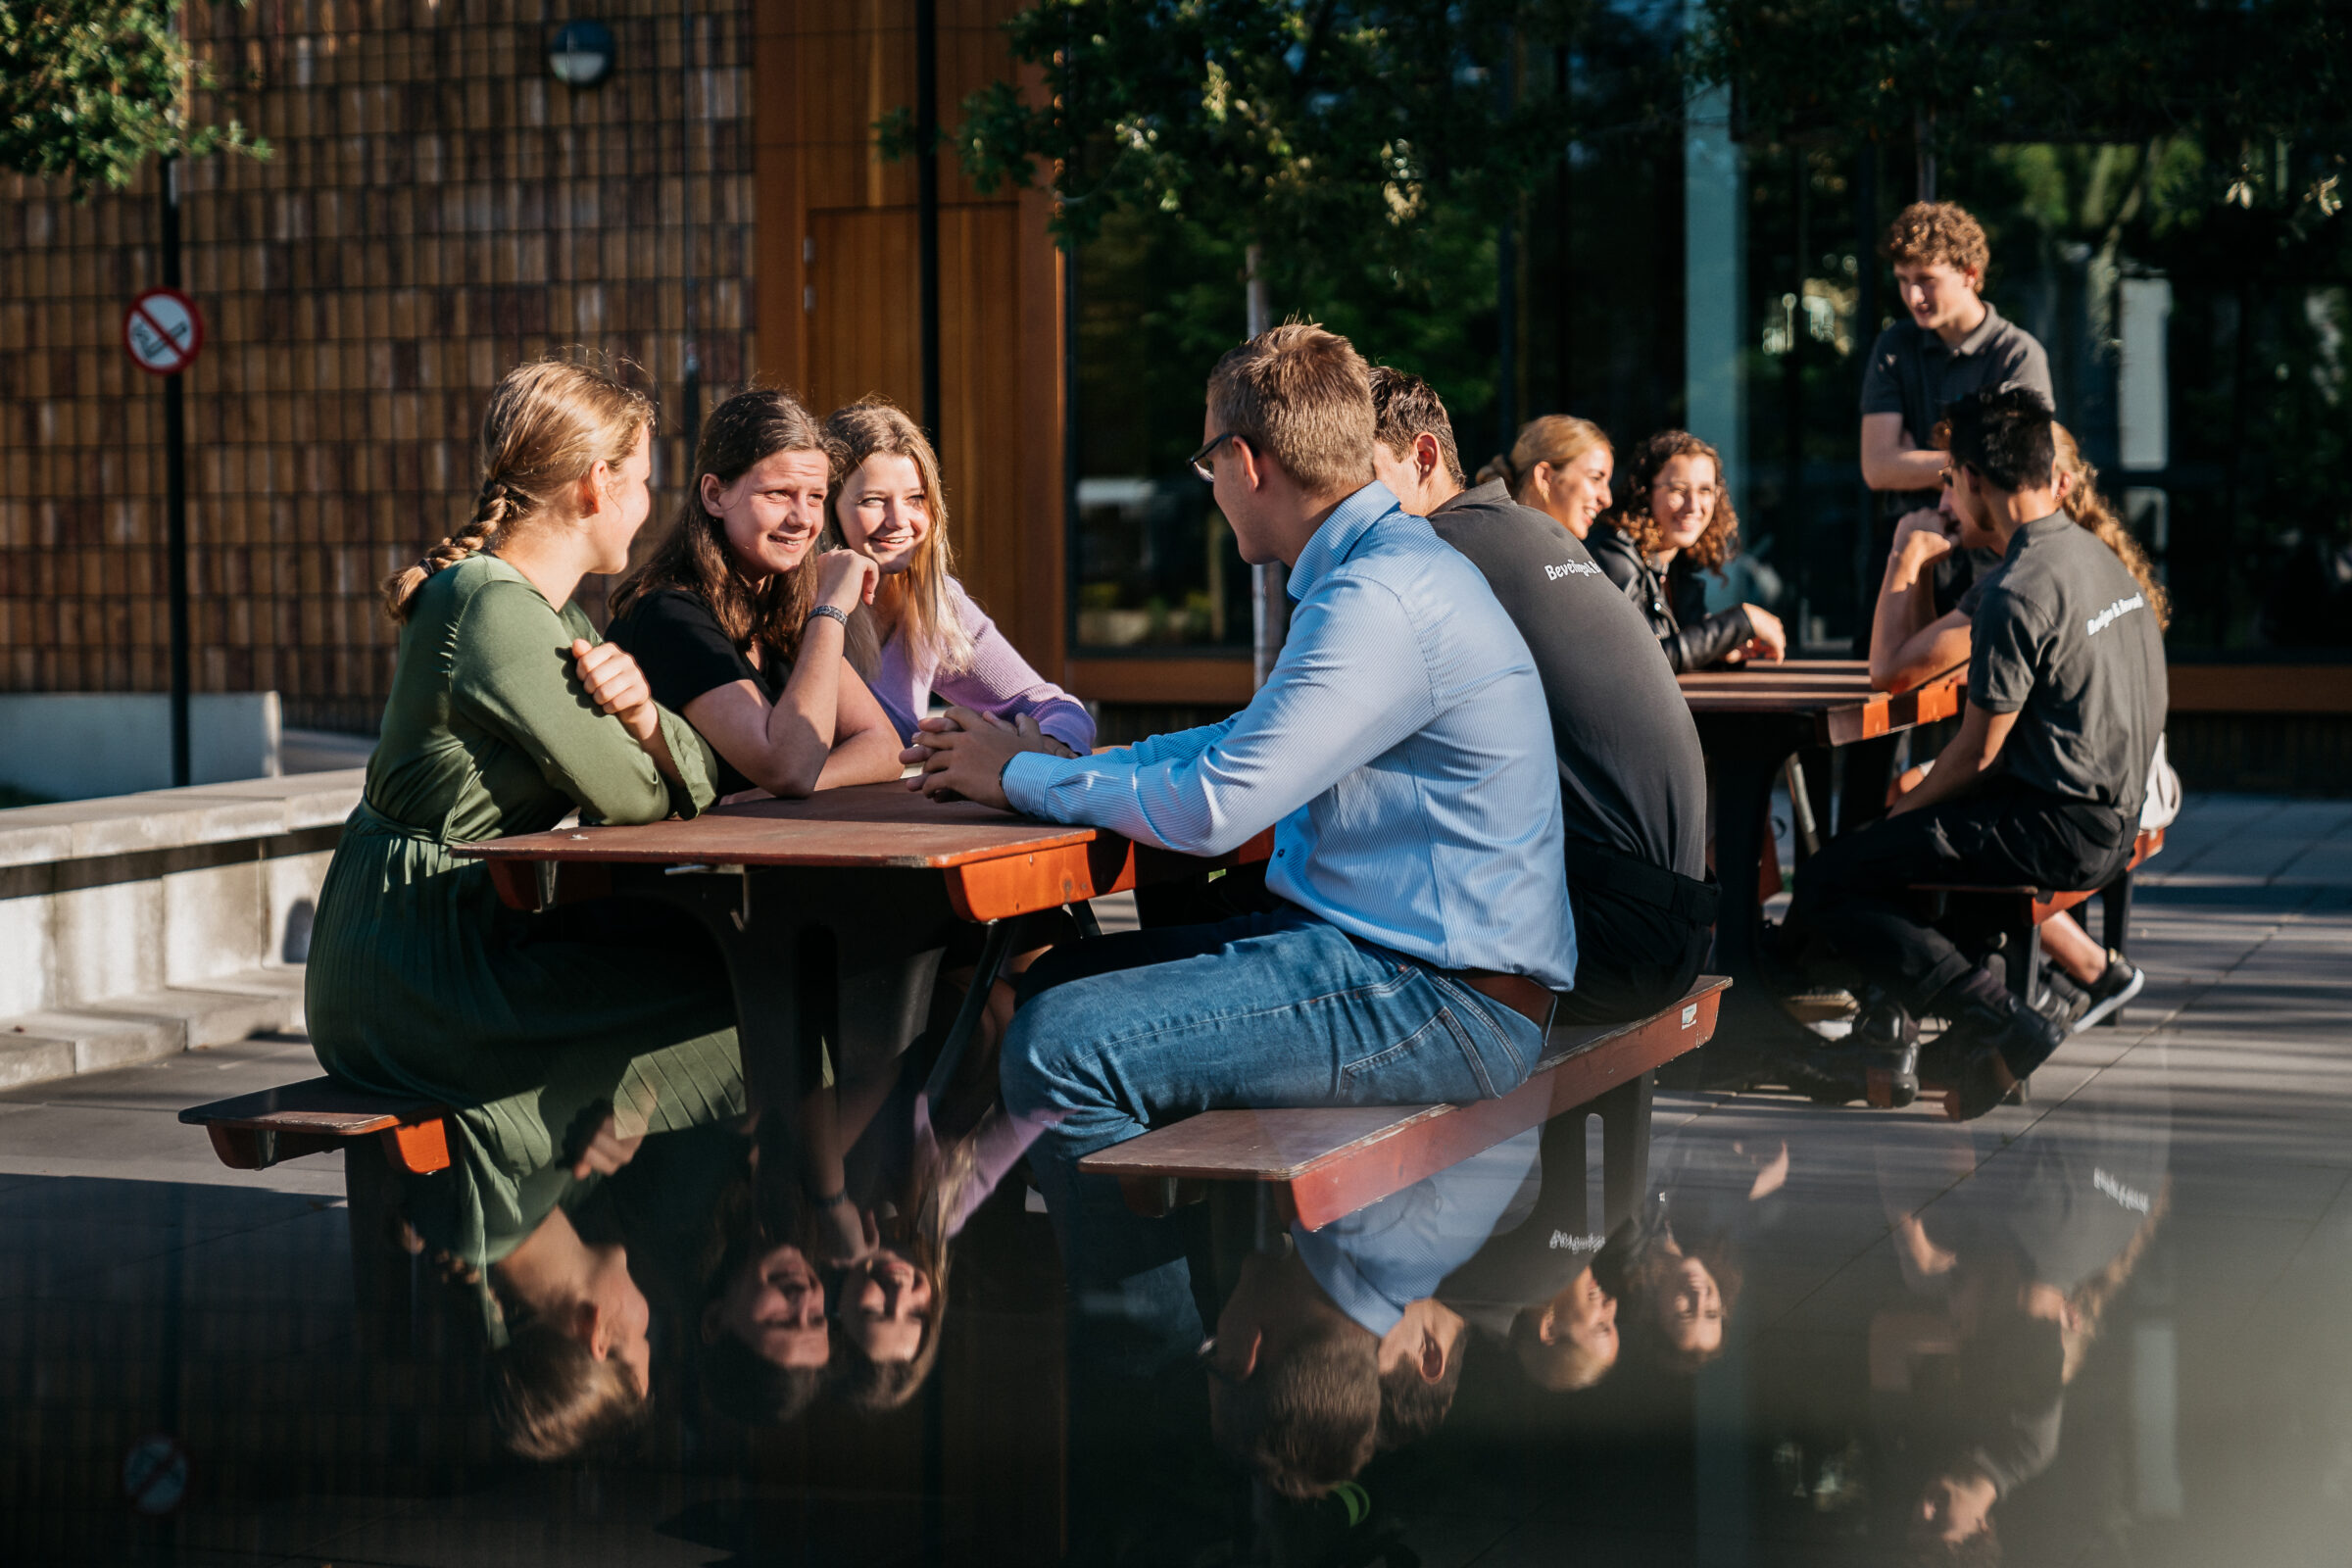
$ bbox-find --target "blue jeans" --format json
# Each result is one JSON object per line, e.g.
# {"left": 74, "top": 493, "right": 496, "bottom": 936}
{"left": 1003, "top": 906, "right": 1547, "bottom": 1365}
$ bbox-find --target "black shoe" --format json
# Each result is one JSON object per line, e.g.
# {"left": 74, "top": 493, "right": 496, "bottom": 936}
{"left": 2034, "top": 969, "right": 2089, "bottom": 1034}
{"left": 2074, "top": 952, "right": 2146, "bottom": 1031}
{"left": 1938, "top": 988, "right": 2066, "bottom": 1121}
{"left": 1852, "top": 995, "right": 1920, "bottom": 1109}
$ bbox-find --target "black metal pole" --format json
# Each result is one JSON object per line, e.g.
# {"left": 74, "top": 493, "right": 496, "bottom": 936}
{"left": 915, "top": 0, "right": 942, "bottom": 447}
{"left": 161, "top": 157, "right": 191, "bottom": 789}
{"left": 680, "top": 0, "right": 703, "bottom": 466}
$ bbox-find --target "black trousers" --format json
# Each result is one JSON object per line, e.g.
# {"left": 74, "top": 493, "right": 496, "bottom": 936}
{"left": 1555, "top": 877, "right": 1712, "bottom": 1026}
{"left": 1785, "top": 779, "right": 2132, "bottom": 1010}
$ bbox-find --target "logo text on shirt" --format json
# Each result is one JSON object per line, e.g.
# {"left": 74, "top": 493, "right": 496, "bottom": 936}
{"left": 2084, "top": 593, "right": 2145, "bottom": 637}
{"left": 1546, "top": 562, "right": 1602, "bottom": 581}
{"left": 1547, "top": 1230, "right": 1605, "bottom": 1252}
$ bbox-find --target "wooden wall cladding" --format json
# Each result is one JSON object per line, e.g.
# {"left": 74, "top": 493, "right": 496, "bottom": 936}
{"left": 0, "top": 0, "right": 760, "bottom": 732}
{"left": 754, "top": 0, "right": 1067, "bottom": 694}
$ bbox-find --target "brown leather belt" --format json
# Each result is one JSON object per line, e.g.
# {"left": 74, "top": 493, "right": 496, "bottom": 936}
{"left": 1453, "top": 969, "right": 1556, "bottom": 1029}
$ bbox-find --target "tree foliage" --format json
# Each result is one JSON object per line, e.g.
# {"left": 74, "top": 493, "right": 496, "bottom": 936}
{"left": 1, "top": 0, "right": 263, "bottom": 197}
{"left": 1690, "top": 0, "right": 2346, "bottom": 228}
{"left": 936, "top": 0, "right": 1592, "bottom": 289}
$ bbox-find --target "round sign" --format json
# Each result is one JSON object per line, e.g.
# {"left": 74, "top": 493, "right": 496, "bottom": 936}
{"left": 122, "top": 288, "right": 205, "bottom": 377}
{"left": 122, "top": 1433, "right": 189, "bottom": 1515}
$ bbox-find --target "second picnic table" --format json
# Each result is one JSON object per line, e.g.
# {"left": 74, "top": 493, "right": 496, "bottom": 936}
{"left": 1676, "top": 658, "right": 1965, "bottom": 1069}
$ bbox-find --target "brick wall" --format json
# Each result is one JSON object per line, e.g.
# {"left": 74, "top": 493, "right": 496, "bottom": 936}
{"left": 0, "top": 0, "right": 757, "bottom": 732}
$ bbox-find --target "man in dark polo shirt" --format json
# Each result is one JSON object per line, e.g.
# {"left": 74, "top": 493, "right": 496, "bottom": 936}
{"left": 1369, "top": 368, "right": 1713, "bottom": 1024}
{"left": 1847, "top": 202, "right": 2057, "bottom": 826}
{"left": 1789, "top": 388, "right": 2166, "bottom": 1117}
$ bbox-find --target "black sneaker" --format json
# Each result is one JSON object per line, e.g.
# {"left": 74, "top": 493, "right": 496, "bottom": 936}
{"left": 2074, "top": 952, "right": 2146, "bottom": 1031}
{"left": 2034, "top": 969, "right": 2089, "bottom": 1034}
{"left": 1852, "top": 995, "right": 1920, "bottom": 1109}
{"left": 1939, "top": 990, "right": 2066, "bottom": 1121}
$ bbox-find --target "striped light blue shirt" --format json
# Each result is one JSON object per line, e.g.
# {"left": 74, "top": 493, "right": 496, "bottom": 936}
{"left": 1003, "top": 482, "right": 1576, "bottom": 990}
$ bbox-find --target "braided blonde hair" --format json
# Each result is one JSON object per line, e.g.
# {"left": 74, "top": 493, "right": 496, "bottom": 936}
{"left": 382, "top": 360, "right": 656, "bottom": 623}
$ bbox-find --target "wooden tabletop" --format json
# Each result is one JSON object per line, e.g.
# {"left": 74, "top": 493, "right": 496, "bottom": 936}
{"left": 459, "top": 781, "right": 1102, "bottom": 870}
{"left": 453, "top": 780, "right": 1272, "bottom": 924}
{"left": 1677, "top": 659, "right": 1964, "bottom": 744}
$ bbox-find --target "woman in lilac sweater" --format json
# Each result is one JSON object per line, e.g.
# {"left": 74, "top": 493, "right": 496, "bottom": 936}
{"left": 822, "top": 401, "right": 1095, "bottom": 757}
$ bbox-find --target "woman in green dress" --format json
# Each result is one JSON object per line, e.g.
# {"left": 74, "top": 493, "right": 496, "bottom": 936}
{"left": 308, "top": 361, "right": 750, "bottom": 1446}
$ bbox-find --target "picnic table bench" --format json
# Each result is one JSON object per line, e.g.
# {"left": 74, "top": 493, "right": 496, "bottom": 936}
{"left": 1081, "top": 976, "right": 1728, "bottom": 1232}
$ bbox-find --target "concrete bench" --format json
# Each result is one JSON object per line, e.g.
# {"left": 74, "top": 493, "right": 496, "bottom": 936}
{"left": 179, "top": 1076, "right": 452, "bottom": 1175}
{"left": 1078, "top": 977, "right": 1729, "bottom": 1233}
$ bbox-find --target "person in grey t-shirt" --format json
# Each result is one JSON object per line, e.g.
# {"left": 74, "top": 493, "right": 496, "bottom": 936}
{"left": 1788, "top": 390, "right": 2166, "bottom": 1118}
{"left": 1369, "top": 368, "right": 1715, "bottom": 1025}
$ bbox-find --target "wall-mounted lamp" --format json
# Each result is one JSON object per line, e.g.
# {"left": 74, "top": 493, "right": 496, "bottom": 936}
{"left": 548, "top": 21, "right": 616, "bottom": 87}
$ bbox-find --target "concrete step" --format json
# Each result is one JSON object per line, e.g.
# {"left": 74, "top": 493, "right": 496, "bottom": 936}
{"left": 0, "top": 965, "right": 307, "bottom": 1092}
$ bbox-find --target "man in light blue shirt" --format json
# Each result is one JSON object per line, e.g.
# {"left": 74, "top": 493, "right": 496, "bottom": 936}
{"left": 907, "top": 324, "right": 1574, "bottom": 1361}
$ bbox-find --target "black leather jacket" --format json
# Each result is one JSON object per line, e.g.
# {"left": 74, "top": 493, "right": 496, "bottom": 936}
{"left": 1587, "top": 521, "right": 1754, "bottom": 672}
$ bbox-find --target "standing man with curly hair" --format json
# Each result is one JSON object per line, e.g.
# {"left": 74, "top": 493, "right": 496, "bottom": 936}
{"left": 1850, "top": 201, "right": 2056, "bottom": 822}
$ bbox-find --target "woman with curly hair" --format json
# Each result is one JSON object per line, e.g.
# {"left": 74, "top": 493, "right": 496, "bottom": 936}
{"left": 1588, "top": 430, "right": 1788, "bottom": 671}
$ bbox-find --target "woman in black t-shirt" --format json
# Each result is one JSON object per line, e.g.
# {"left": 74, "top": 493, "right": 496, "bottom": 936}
{"left": 1589, "top": 430, "right": 1788, "bottom": 671}
{"left": 608, "top": 390, "right": 903, "bottom": 799}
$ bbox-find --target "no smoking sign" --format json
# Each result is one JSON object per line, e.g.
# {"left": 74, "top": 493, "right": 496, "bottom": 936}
{"left": 122, "top": 287, "right": 205, "bottom": 376}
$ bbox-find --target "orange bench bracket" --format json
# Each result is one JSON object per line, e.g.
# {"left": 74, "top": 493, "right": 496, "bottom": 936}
{"left": 182, "top": 1078, "right": 454, "bottom": 1176}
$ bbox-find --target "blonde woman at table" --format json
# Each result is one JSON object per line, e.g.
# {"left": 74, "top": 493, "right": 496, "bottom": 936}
{"left": 822, "top": 400, "right": 1095, "bottom": 757}
{"left": 307, "top": 360, "right": 750, "bottom": 1453}
{"left": 607, "top": 388, "right": 905, "bottom": 802}
{"left": 1587, "top": 430, "right": 1788, "bottom": 671}
{"left": 1475, "top": 414, "right": 1616, "bottom": 540}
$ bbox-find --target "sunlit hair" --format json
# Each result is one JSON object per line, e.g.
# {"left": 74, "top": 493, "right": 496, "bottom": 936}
{"left": 2052, "top": 424, "right": 2172, "bottom": 632}
{"left": 1606, "top": 429, "right": 1741, "bottom": 571}
{"left": 1509, "top": 1298, "right": 1614, "bottom": 1393}
{"left": 1206, "top": 320, "right": 1377, "bottom": 498}
{"left": 610, "top": 387, "right": 839, "bottom": 671}
{"left": 1885, "top": 200, "right": 1991, "bottom": 279}
{"left": 823, "top": 400, "right": 976, "bottom": 680}
{"left": 1476, "top": 415, "right": 1611, "bottom": 502}
{"left": 485, "top": 1317, "right": 646, "bottom": 1461}
{"left": 382, "top": 358, "right": 654, "bottom": 623}
{"left": 1366, "top": 365, "right": 1467, "bottom": 489}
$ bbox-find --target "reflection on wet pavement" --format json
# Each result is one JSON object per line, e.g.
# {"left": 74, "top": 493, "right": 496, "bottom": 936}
{"left": 4, "top": 795, "right": 2350, "bottom": 1566}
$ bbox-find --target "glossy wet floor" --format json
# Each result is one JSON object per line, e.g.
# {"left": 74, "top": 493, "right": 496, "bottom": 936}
{"left": 3, "top": 795, "right": 2348, "bottom": 1567}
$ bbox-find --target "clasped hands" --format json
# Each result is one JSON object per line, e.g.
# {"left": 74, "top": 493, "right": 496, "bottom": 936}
{"left": 901, "top": 705, "right": 1077, "bottom": 810}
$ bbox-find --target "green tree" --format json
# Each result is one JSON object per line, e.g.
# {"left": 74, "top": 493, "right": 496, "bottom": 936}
{"left": 937, "top": 1, "right": 1589, "bottom": 290}
{"left": 2, "top": 0, "right": 264, "bottom": 196}
{"left": 1691, "top": 0, "right": 2345, "bottom": 226}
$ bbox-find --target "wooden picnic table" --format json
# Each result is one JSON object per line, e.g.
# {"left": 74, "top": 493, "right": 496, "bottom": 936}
{"left": 456, "top": 782, "right": 1270, "bottom": 1110}
{"left": 1677, "top": 658, "right": 1965, "bottom": 1074}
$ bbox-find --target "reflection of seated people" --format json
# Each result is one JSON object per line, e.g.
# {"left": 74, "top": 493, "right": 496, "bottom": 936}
{"left": 695, "top": 1132, "right": 830, "bottom": 1426}
{"left": 1785, "top": 389, "right": 2167, "bottom": 1117}
{"left": 1871, "top": 1069, "right": 2171, "bottom": 1561}
{"left": 1867, "top": 420, "right": 2177, "bottom": 1037}
{"left": 1435, "top": 1118, "right": 1621, "bottom": 1392}
{"left": 821, "top": 1084, "right": 1044, "bottom": 1414}
{"left": 1206, "top": 1128, "right": 1542, "bottom": 1495}
{"left": 1598, "top": 1126, "right": 1787, "bottom": 1374}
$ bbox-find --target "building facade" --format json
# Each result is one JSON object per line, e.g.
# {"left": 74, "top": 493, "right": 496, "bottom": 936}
{"left": 0, "top": 0, "right": 1061, "bottom": 733}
